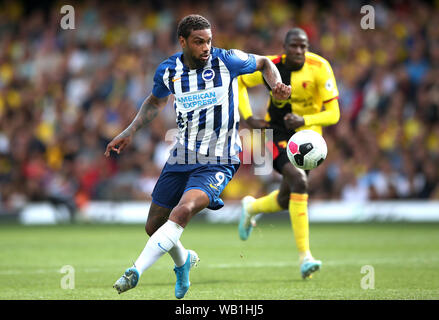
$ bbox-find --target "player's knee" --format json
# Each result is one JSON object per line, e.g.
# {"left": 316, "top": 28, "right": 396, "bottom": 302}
{"left": 284, "top": 168, "right": 308, "bottom": 193}
{"left": 170, "top": 203, "right": 193, "bottom": 227}
{"left": 176, "top": 203, "right": 193, "bottom": 216}
{"left": 294, "top": 174, "right": 308, "bottom": 193}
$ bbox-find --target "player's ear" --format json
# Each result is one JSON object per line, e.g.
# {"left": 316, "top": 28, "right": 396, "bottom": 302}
{"left": 179, "top": 36, "right": 187, "bottom": 49}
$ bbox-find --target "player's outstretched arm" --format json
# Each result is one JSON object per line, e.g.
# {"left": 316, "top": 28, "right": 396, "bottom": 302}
{"left": 104, "top": 94, "right": 169, "bottom": 157}
{"left": 254, "top": 55, "right": 291, "bottom": 100}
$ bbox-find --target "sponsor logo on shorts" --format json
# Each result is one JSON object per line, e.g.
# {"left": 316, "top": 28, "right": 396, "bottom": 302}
{"left": 209, "top": 184, "right": 218, "bottom": 190}
{"left": 209, "top": 183, "right": 219, "bottom": 190}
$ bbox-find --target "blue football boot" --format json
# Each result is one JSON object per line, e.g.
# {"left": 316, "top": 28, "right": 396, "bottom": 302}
{"left": 238, "top": 196, "right": 257, "bottom": 241}
{"left": 301, "top": 258, "right": 322, "bottom": 279}
{"left": 174, "top": 250, "right": 200, "bottom": 299}
{"left": 113, "top": 267, "right": 139, "bottom": 294}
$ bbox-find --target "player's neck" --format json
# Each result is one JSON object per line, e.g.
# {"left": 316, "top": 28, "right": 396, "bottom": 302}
{"left": 285, "top": 61, "right": 304, "bottom": 71}
{"left": 181, "top": 53, "right": 201, "bottom": 70}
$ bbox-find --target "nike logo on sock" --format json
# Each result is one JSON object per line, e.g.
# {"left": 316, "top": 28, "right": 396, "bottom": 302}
{"left": 157, "top": 242, "right": 168, "bottom": 252}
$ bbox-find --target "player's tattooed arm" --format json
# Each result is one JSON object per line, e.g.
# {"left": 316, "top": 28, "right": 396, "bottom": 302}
{"left": 121, "top": 94, "right": 167, "bottom": 137}
{"left": 104, "top": 94, "right": 168, "bottom": 156}
{"left": 254, "top": 55, "right": 291, "bottom": 100}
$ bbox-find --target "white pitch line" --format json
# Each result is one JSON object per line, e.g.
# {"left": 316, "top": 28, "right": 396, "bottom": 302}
{"left": 1, "top": 257, "right": 438, "bottom": 275}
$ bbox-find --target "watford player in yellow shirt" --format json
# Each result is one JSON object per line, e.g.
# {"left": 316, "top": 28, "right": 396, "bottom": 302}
{"left": 238, "top": 28, "right": 340, "bottom": 279}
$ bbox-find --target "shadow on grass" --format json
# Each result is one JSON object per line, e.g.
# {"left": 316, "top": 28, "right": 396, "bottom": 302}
{"left": 142, "top": 277, "right": 313, "bottom": 287}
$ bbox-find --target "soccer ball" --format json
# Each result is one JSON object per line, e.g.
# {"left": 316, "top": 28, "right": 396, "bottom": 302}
{"left": 286, "top": 130, "right": 327, "bottom": 170}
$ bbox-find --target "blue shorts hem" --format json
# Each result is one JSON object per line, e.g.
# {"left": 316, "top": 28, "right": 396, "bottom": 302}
{"left": 184, "top": 187, "right": 213, "bottom": 203}
{"left": 184, "top": 187, "right": 224, "bottom": 211}
{"left": 151, "top": 198, "right": 174, "bottom": 209}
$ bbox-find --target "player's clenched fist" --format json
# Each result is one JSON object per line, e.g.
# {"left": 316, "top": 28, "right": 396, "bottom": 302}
{"left": 272, "top": 82, "right": 291, "bottom": 100}
{"left": 104, "top": 134, "right": 132, "bottom": 157}
{"left": 284, "top": 113, "right": 305, "bottom": 130}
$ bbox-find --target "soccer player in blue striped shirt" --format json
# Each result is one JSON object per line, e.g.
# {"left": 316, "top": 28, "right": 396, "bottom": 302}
{"left": 106, "top": 14, "right": 291, "bottom": 299}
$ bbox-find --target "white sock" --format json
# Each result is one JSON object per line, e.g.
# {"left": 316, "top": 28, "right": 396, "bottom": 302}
{"left": 299, "top": 250, "right": 313, "bottom": 264}
{"left": 134, "top": 220, "right": 184, "bottom": 276}
{"left": 168, "top": 240, "right": 188, "bottom": 267}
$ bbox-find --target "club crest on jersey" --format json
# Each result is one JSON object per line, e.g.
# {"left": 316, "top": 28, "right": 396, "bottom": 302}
{"left": 325, "top": 79, "right": 334, "bottom": 91}
{"left": 302, "top": 81, "right": 311, "bottom": 89}
{"left": 202, "top": 68, "right": 215, "bottom": 82}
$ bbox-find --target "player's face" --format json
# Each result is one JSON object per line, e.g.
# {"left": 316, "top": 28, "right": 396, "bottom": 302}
{"left": 284, "top": 35, "right": 308, "bottom": 67}
{"left": 180, "top": 29, "right": 212, "bottom": 69}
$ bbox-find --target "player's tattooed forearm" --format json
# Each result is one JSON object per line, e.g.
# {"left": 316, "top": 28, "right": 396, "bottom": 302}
{"left": 261, "top": 57, "right": 282, "bottom": 89}
{"left": 120, "top": 99, "right": 160, "bottom": 137}
{"left": 137, "top": 100, "right": 160, "bottom": 128}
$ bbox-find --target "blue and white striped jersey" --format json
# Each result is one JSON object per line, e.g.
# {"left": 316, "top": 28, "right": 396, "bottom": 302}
{"left": 152, "top": 47, "right": 257, "bottom": 165}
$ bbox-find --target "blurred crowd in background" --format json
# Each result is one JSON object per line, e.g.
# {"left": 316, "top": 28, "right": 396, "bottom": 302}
{"left": 0, "top": 0, "right": 438, "bottom": 215}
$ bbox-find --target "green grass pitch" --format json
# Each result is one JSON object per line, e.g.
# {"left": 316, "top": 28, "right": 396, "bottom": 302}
{"left": 0, "top": 221, "right": 438, "bottom": 300}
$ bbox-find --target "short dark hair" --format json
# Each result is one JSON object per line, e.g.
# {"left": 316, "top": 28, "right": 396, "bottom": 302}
{"left": 177, "top": 14, "right": 211, "bottom": 39}
{"left": 284, "top": 27, "right": 308, "bottom": 44}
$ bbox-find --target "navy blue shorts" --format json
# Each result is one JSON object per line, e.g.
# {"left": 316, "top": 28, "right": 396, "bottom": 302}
{"left": 151, "top": 162, "right": 240, "bottom": 210}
